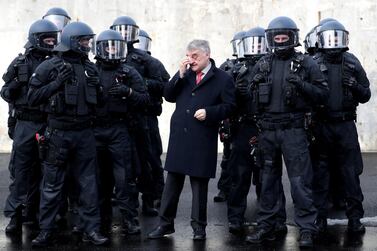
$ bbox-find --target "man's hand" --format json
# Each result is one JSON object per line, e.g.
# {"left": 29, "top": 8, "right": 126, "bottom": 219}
{"left": 179, "top": 58, "right": 191, "bottom": 78}
{"left": 286, "top": 73, "right": 304, "bottom": 89}
{"left": 194, "top": 109, "right": 206, "bottom": 121}
{"left": 55, "top": 64, "right": 72, "bottom": 86}
{"left": 252, "top": 73, "right": 264, "bottom": 83}
{"left": 108, "top": 84, "right": 131, "bottom": 97}
{"left": 343, "top": 76, "right": 358, "bottom": 89}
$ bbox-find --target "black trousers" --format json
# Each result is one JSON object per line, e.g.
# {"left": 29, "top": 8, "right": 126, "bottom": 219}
{"left": 217, "top": 141, "right": 232, "bottom": 194}
{"left": 146, "top": 116, "right": 165, "bottom": 200}
{"left": 38, "top": 127, "right": 100, "bottom": 233}
{"left": 94, "top": 123, "right": 137, "bottom": 221}
{"left": 258, "top": 127, "right": 317, "bottom": 233}
{"left": 312, "top": 120, "right": 364, "bottom": 220}
{"left": 159, "top": 172, "right": 209, "bottom": 228}
{"left": 4, "top": 120, "right": 44, "bottom": 218}
{"left": 227, "top": 122, "right": 260, "bottom": 224}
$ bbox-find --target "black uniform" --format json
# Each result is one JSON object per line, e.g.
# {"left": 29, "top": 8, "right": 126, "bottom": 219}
{"left": 143, "top": 56, "right": 170, "bottom": 203}
{"left": 125, "top": 44, "right": 168, "bottom": 212}
{"left": 1, "top": 49, "right": 49, "bottom": 224}
{"left": 226, "top": 57, "right": 262, "bottom": 227}
{"left": 28, "top": 52, "right": 101, "bottom": 234}
{"left": 312, "top": 52, "right": 370, "bottom": 223}
{"left": 215, "top": 58, "right": 237, "bottom": 199}
{"left": 251, "top": 49, "right": 328, "bottom": 234}
{"left": 94, "top": 60, "right": 149, "bottom": 229}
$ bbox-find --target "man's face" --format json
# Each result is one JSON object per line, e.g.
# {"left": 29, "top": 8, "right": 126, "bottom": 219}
{"left": 186, "top": 49, "right": 210, "bottom": 72}
{"left": 274, "top": 34, "right": 290, "bottom": 44}
{"left": 42, "top": 37, "right": 56, "bottom": 46}
{"left": 79, "top": 37, "right": 91, "bottom": 48}
{"left": 105, "top": 45, "right": 118, "bottom": 55}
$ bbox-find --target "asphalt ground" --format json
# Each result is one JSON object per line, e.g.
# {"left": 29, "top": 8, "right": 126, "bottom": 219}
{"left": 0, "top": 153, "right": 376, "bottom": 250}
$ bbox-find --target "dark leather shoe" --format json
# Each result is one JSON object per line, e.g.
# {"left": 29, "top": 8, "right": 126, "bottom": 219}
{"left": 316, "top": 217, "right": 327, "bottom": 233}
{"left": 148, "top": 225, "right": 175, "bottom": 239}
{"left": 122, "top": 218, "right": 141, "bottom": 235}
{"left": 347, "top": 219, "right": 366, "bottom": 234}
{"left": 31, "top": 231, "right": 54, "bottom": 247}
{"left": 274, "top": 223, "right": 288, "bottom": 235}
{"left": 193, "top": 226, "right": 206, "bottom": 240}
{"left": 142, "top": 202, "right": 159, "bottom": 217}
{"left": 246, "top": 228, "right": 275, "bottom": 244}
{"left": 213, "top": 190, "right": 227, "bottom": 202}
{"left": 82, "top": 231, "right": 109, "bottom": 246}
{"left": 298, "top": 231, "right": 313, "bottom": 248}
{"left": 5, "top": 215, "right": 22, "bottom": 234}
{"left": 229, "top": 222, "right": 243, "bottom": 234}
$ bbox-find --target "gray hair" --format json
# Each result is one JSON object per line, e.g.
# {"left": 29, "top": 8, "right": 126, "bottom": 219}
{"left": 186, "top": 39, "right": 211, "bottom": 54}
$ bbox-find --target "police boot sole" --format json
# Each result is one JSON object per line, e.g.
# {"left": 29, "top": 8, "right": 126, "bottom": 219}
{"left": 82, "top": 236, "right": 109, "bottom": 246}
{"left": 246, "top": 235, "right": 276, "bottom": 244}
{"left": 299, "top": 241, "right": 313, "bottom": 249}
{"left": 148, "top": 229, "right": 175, "bottom": 239}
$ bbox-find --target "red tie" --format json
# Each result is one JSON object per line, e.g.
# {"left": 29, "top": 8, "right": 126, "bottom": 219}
{"left": 196, "top": 71, "right": 203, "bottom": 85}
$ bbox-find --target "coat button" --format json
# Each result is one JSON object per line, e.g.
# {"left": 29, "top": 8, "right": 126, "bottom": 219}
{"left": 192, "top": 92, "right": 195, "bottom": 96}
{"left": 186, "top": 109, "right": 190, "bottom": 114}
{"left": 184, "top": 128, "right": 188, "bottom": 132}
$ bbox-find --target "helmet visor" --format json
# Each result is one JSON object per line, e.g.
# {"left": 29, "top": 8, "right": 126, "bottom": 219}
{"left": 231, "top": 40, "right": 238, "bottom": 56}
{"left": 235, "top": 39, "right": 245, "bottom": 58}
{"left": 304, "top": 30, "right": 317, "bottom": 49}
{"left": 266, "top": 29, "right": 299, "bottom": 50}
{"left": 134, "top": 36, "right": 151, "bottom": 52}
{"left": 96, "top": 40, "right": 127, "bottom": 60}
{"left": 43, "top": 15, "right": 71, "bottom": 31}
{"left": 112, "top": 25, "right": 139, "bottom": 42}
{"left": 243, "top": 36, "right": 267, "bottom": 55}
{"left": 318, "top": 30, "right": 349, "bottom": 49}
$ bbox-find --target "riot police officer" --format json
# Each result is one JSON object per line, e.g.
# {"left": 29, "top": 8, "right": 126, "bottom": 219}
{"left": 1, "top": 19, "right": 59, "bottom": 234}
{"left": 245, "top": 17, "right": 328, "bottom": 248}
{"left": 111, "top": 16, "right": 169, "bottom": 216}
{"left": 94, "top": 29, "right": 149, "bottom": 234}
{"left": 42, "top": 7, "right": 71, "bottom": 31}
{"left": 28, "top": 21, "right": 108, "bottom": 247}
{"left": 135, "top": 29, "right": 170, "bottom": 207}
{"left": 312, "top": 20, "right": 370, "bottom": 234}
{"left": 227, "top": 27, "right": 267, "bottom": 233}
{"left": 214, "top": 31, "right": 247, "bottom": 203}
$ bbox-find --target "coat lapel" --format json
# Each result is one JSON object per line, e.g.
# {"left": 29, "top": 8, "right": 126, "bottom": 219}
{"left": 192, "top": 64, "right": 215, "bottom": 91}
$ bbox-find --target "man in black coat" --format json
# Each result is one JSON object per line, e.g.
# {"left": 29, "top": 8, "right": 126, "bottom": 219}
{"left": 148, "top": 39, "right": 236, "bottom": 240}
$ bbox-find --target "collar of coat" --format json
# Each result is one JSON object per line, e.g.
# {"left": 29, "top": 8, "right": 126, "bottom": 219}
{"left": 187, "top": 58, "right": 217, "bottom": 91}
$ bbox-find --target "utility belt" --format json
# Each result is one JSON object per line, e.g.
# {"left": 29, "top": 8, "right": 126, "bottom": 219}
{"left": 316, "top": 111, "right": 356, "bottom": 122}
{"left": 48, "top": 118, "right": 92, "bottom": 131}
{"left": 237, "top": 114, "right": 258, "bottom": 124}
{"left": 94, "top": 116, "right": 126, "bottom": 128}
{"left": 15, "top": 110, "right": 46, "bottom": 122}
{"left": 259, "top": 113, "right": 306, "bottom": 130}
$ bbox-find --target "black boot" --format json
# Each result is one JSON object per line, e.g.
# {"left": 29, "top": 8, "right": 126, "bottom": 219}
{"left": 193, "top": 225, "right": 206, "bottom": 240}
{"left": 315, "top": 217, "right": 327, "bottom": 233}
{"left": 246, "top": 228, "right": 275, "bottom": 244}
{"left": 142, "top": 197, "right": 159, "bottom": 216}
{"left": 347, "top": 219, "right": 366, "bottom": 234}
{"left": 228, "top": 222, "right": 243, "bottom": 235}
{"left": 213, "top": 190, "right": 227, "bottom": 202}
{"left": 82, "top": 231, "right": 109, "bottom": 246}
{"left": 5, "top": 210, "right": 22, "bottom": 234}
{"left": 122, "top": 217, "right": 141, "bottom": 235}
{"left": 31, "top": 231, "right": 54, "bottom": 247}
{"left": 148, "top": 225, "right": 175, "bottom": 239}
{"left": 298, "top": 231, "right": 313, "bottom": 248}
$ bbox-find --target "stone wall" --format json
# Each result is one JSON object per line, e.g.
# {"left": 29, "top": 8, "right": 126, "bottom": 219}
{"left": 0, "top": 0, "right": 376, "bottom": 152}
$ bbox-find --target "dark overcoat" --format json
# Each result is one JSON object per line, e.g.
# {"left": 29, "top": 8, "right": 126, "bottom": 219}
{"left": 163, "top": 59, "right": 236, "bottom": 178}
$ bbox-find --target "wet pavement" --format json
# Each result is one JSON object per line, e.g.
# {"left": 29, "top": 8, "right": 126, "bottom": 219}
{"left": 0, "top": 153, "right": 376, "bottom": 250}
